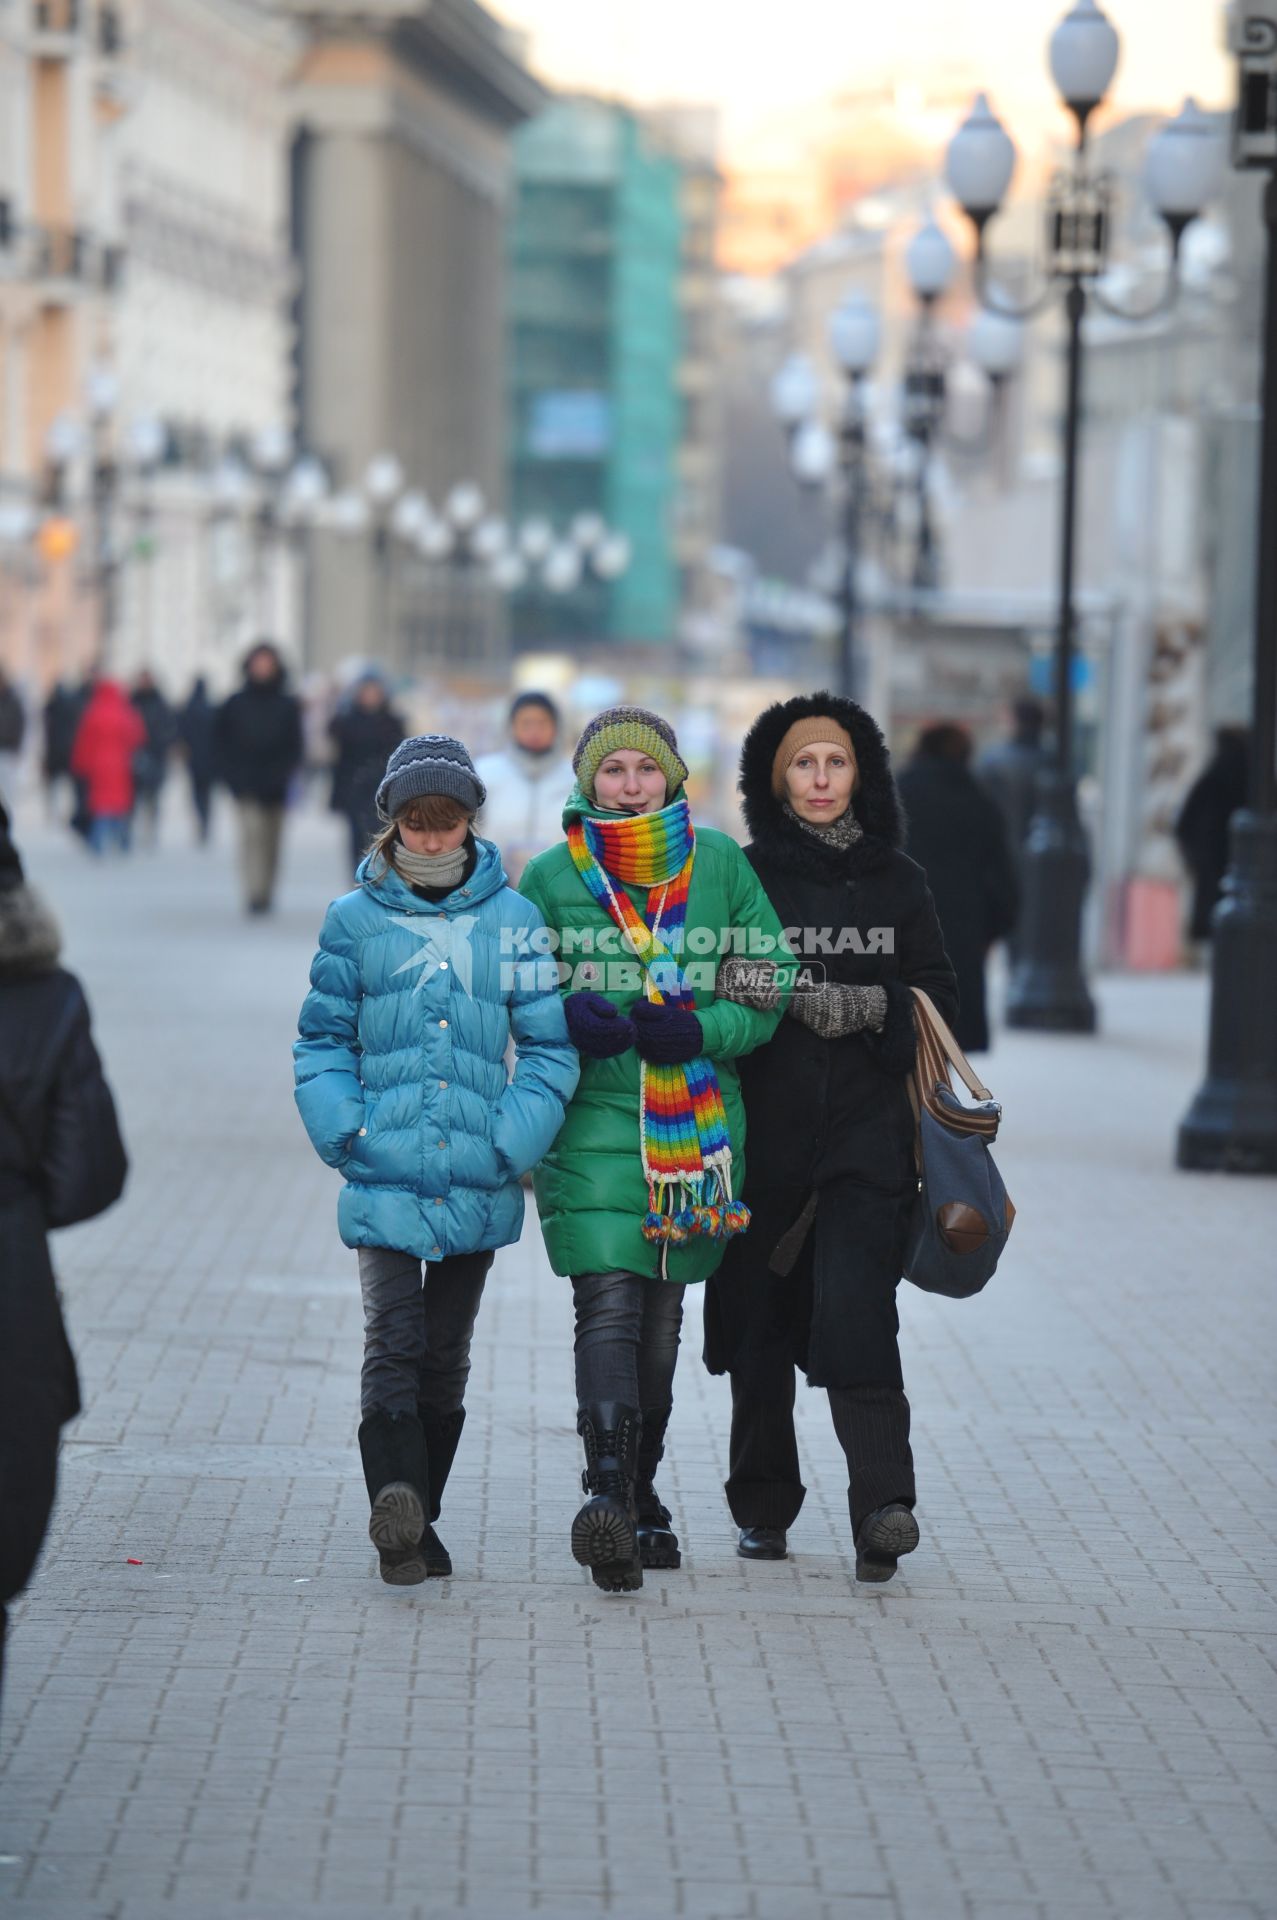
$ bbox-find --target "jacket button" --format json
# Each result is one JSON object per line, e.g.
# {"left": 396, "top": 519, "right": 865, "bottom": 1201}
{"left": 439, "top": 1019, "right": 448, "bottom": 1029}
{"left": 437, "top": 1139, "right": 446, "bottom": 1150}
{"left": 439, "top": 1079, "right": 448, "bottom": 1089}
{"left": 432, "top": 1246, "right": 441, "bottom": 1256}
{"left": 358, "top": 1127, "right": 367, "bottom": 1137}
{"left": 439, "top": 960, "right": 449, "bottom": 970}
{"left": 434, "top": 1196, "right": 443, "bottom": 1206}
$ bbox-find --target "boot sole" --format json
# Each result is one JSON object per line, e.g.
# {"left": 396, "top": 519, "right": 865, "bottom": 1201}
{"left": 369, "top": 1481, "right": 426, "bottom": 1555}
{"left": 638, "top": 1529, "right": 682, "bottom": 1570}
{"left": 571, "top": 1502, "right": 643, "bottom": 1592}
{"left": 855, "top": 1507, "right": 920, "bottom": 1583}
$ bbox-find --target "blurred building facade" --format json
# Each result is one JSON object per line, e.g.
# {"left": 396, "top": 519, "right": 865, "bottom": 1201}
{"left": 0, "top": 0, "right": 299, "bottom": 694}
{"left": 507, "top": 95, "right": 684, "bottom": 646}
{"left": 286, "top": 0, "right": 544, "bottom": 675}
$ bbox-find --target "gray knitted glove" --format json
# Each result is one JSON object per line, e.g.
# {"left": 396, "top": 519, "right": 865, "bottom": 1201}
{"left": 715, "top": 953, "right": 782, "bottom": 1012}
{"left": 789, "top": 981, "right": 888, "bottom": 1040}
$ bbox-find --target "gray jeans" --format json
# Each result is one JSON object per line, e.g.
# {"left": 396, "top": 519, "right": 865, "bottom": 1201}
{"left": 356, "top": 1246, "right": 492, "bottom": 1419}
{"left": 571, "top": 1270, "right": 685, "bottom": 1414}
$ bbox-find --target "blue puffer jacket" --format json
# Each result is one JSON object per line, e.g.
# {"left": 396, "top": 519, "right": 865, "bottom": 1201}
{"left": 294, "top": 836, "right": 578, "bottom": 1262}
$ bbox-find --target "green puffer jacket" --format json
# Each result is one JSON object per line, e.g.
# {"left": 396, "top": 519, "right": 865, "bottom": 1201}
{"left": 518, "top": 787, "right": 790, "bottom": 1284}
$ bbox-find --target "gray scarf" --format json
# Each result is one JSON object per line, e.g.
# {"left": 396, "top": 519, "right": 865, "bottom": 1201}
{"left": 392, "top": 841, "right": 470, "bottom": 892}
{"left": 782, "top": 800, "right": 863, "bottom": 849}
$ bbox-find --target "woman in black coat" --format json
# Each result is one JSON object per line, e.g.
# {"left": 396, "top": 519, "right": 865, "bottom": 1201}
{"left": 0, "top": 805, "right": 127, "bottom": 1692}
{"left": 704, "top": 693, "right": 957, "bottom": 1581}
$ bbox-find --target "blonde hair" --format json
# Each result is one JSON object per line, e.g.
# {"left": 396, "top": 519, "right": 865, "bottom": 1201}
{"left": 367, "top": 795, "right": 473, "bottom": 878}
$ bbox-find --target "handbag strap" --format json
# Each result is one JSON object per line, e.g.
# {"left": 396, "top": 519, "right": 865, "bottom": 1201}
{"left": 910, "top": 988, "right": 1001, "bottom": 1145}
{"left": 912, "top": 988, "right": 993, "bottom": 1101}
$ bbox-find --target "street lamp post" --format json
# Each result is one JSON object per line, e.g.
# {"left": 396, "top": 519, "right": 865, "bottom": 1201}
{"left": 85, "top": 365, "right": 120, "bottom": 664}
{"left": 946, "top": 1, "right": 1221, "bottom": 1031}
{"left": 1177, "top": 1, "right": 1277, "bottom": 1174}
{"left": 900, "top": 219, "right": 958, "bottom": 594}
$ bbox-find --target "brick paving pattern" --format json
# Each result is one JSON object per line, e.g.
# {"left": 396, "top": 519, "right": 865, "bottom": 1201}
{"left": 0, "top": 807, "right": 1273, "bottom": 1920}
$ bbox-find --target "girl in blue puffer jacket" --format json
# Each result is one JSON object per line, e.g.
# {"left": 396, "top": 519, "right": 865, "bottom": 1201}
{"left": 294, "top": 735, "right": 578, "bottom": 1586}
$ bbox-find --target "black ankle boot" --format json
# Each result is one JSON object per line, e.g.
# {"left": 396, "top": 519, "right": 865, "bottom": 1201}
{"left": 416, "top": 1406, "right": 466, "bottom": 1578}
{"left": 635, "top": 1406, "right": 681, "bottom": 1570}
{"left": 358, "top": 1410, "right": 430, "bottom": 1586}
{"left": 572, "top": 1404, "right": 643, "bottom": 1593}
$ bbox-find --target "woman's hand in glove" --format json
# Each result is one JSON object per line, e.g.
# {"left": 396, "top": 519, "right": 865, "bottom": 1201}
{"left": 564, "top": 989, "right": 635, "bottom": 1059}
{"left": 631, "top": 997, "right": 704, "bottom": 1065}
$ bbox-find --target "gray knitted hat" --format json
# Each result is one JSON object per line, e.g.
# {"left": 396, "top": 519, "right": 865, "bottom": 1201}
{"left": 374, "top": 734, "right": 486, "bottom": 822}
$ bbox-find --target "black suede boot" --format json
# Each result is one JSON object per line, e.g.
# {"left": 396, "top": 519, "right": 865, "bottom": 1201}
{"left": 635, "top": 1405, "right": 681, "bottom": 1570}
{"left": 416, "top": 1406, "right": 466, "bottom": 1578}
{"left": 572, "top": 1404, "right": 643, "bottom": 1593}
{"left": 358, "top": 1409, "right": 430, "bottom": 1587}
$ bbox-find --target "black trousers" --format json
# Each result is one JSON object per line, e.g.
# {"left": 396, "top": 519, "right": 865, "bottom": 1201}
{"left": 726, "top": 1339, "right": 915, "bottom": 1535}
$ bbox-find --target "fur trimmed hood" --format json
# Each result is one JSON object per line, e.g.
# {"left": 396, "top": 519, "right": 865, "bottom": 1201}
{"left": 0, "top": 882, "right": 63, "bottom": 975}
{"left": 738, "top": 691, "right": 905, "bottom": 879}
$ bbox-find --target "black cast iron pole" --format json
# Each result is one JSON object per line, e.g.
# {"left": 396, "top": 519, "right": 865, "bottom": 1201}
{"left": 1005, "top": 269, "right": 1097, "bottom": 1031}
{"left": 1177, "top": 171, "right": 1277, "bottom": 1172}
{"left": 838, "top": 389, "right": 863, "bottom": 703}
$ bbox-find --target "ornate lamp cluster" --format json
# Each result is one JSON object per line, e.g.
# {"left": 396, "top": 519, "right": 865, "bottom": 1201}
{"left": 942, "top": 0, "right": 1224, "bottom": 1036}
{"left": 769, "top": 215, "right": 1025, "bottom": 696}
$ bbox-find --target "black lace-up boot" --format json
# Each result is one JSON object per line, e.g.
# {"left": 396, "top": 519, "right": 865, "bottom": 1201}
{"left": 571, "top": 1403, "right": 643, "bottom": 1593}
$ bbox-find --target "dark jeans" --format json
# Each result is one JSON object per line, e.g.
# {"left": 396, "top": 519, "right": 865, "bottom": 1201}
{"left": 726, "top": 1337, "right": 915, "bottom": 1535}
{"left": 356, "top": 1246, "right": 492, "bottom": 1419}
{"left": 571, "top": 1271, "right": 684, "bottom": 1443}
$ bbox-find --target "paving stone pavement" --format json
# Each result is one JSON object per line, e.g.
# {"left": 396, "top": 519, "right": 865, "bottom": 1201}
{"left": 0, "top": 804, "right": 1274, "bottom": 1920}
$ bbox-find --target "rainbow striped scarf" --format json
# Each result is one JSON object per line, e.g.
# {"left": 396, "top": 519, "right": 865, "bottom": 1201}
{"left": 566, "top": 795, "right": 750, "bottom": 1258}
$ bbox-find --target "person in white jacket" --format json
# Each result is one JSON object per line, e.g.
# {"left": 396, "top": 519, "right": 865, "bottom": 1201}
{"left": 474, "top": 693, "right": 575, "bottom": 884}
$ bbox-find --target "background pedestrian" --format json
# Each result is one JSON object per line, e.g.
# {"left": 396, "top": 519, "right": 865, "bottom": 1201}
{"left": 1174, "top": 726, "right": 1250, "bottom": 948}
{"left": 327, "top": 670, "right": 406, "bottom": 875}
{"left": 41, "top": 679, "right": 91, "bottom": 836}
{"left": 978, "top": 696, "right": 1049, "bottom": 961}
{"left": 898, "top": 722, "right": 1018, "bottom": 1052}
{"left": 0, "top": 669, "right": 25, "bottom": 810}
{"left": 214, "top": 642, "right": 303, "bottom": 914}
{"left": 70, "top": 679, "right": 146, "bottom": 856}
{"left": 129, "top": 669, "right": 177, "bottom": 849}
{"left": 177, "top": 676, "right": 217, "bottom": 845}
{"left": 474, "top": 691, "right": 576, "bottom": 884}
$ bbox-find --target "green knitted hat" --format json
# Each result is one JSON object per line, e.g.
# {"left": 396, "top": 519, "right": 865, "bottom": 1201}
{"left": 572, "top": 705, "right": 689, "bottom": 802}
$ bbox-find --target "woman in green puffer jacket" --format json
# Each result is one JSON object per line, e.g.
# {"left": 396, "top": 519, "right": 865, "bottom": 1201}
{"left": 519, "top": 706, "right": 788, "bottom": 1592}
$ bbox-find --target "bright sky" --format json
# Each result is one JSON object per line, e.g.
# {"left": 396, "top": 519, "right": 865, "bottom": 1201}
{"left": 492, "top": 0, "right": 1233, "bottom": 160}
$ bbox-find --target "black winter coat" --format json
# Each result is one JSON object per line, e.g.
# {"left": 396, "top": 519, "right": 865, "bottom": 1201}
{"left": 131, "top": 688, "right": 177, "bottom": 799}
{"left": 328, "top": 704, "right": 406, "bottom": 831}
{"left": 703, "top": 692, "right": 958, "bottom": 1392}
{"left": 0, "top": 883, "right": 127, "bottom": 1605}
{"left": 214, "top": 679, "right": 303, "bottom": 804}
{"left": 897, "top": 754, "right": 1018, "bottom": 1052}
{"left": 178, "top": 686, "right": 217, "bottom": 783}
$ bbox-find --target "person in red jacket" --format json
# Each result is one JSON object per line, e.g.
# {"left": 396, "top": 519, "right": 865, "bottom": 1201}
{"left": 69, "top": 680, "right": 146, "bottom": 855}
